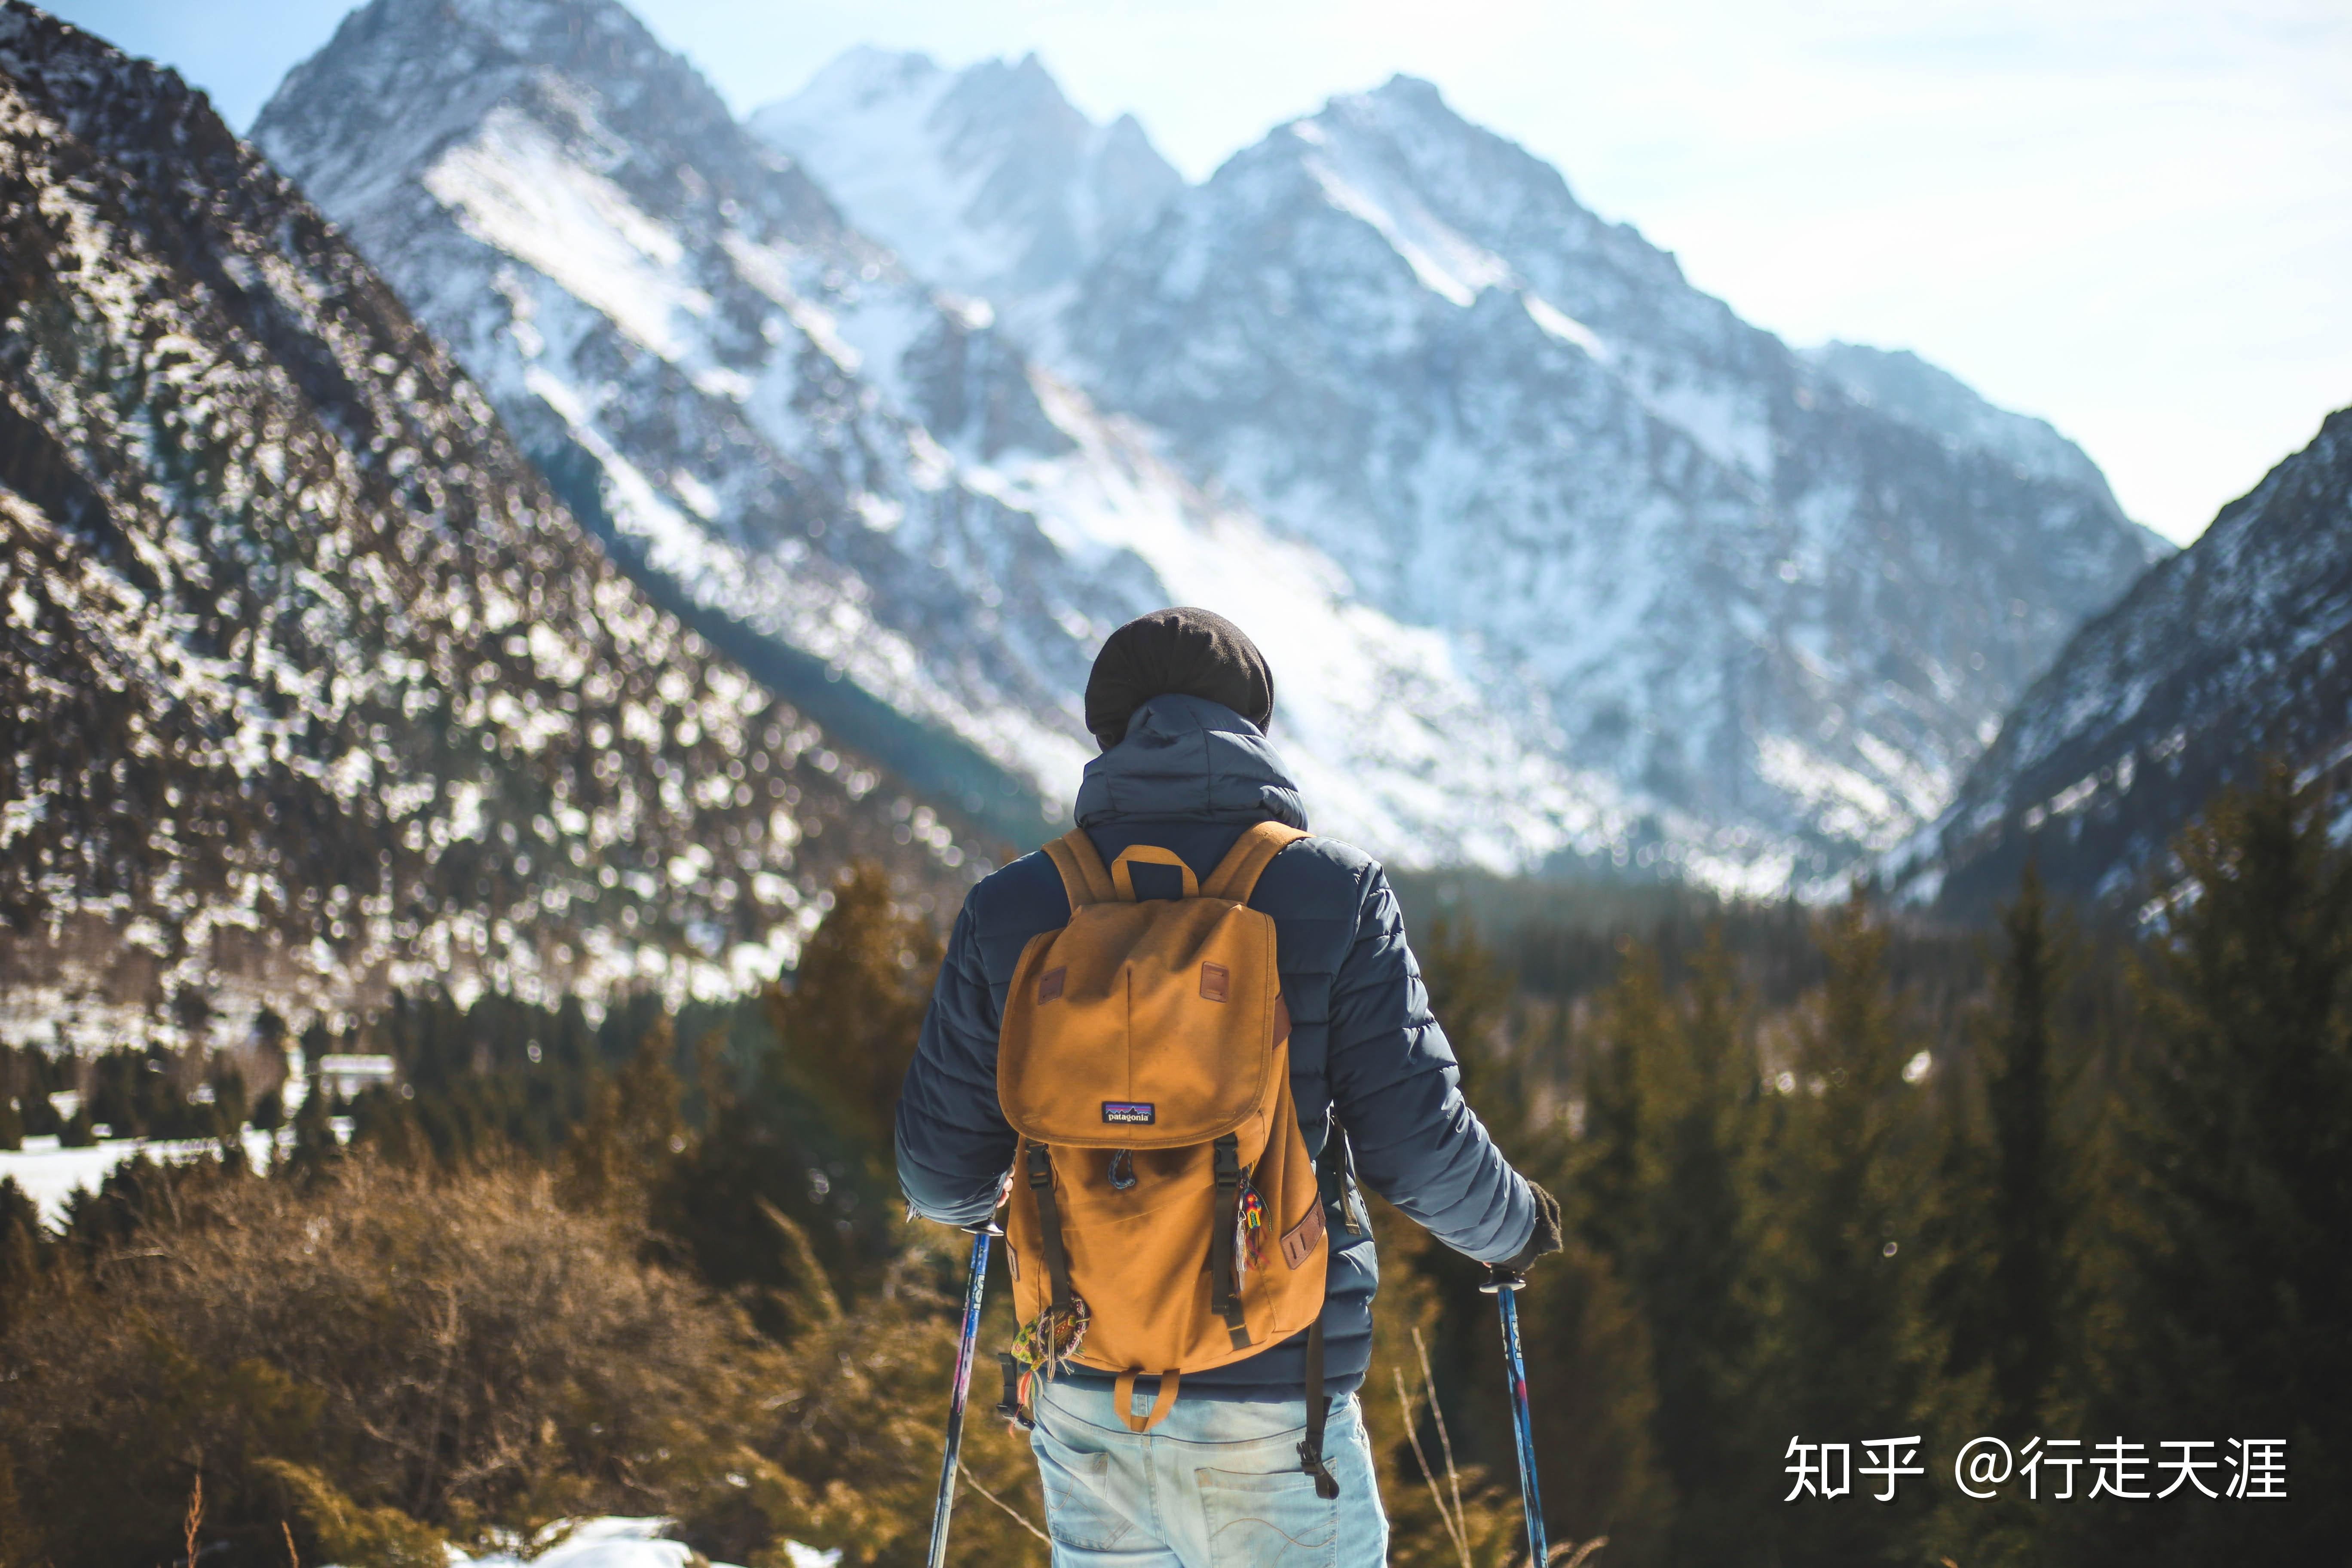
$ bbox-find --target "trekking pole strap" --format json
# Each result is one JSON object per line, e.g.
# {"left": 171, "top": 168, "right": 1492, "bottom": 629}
{"left": 1026, "top": 1141, "right": 1075, "bottom": 1317}
{"left": 1317, "top": 1110, "right": 1360, "bottom": 1235}
{"left": 994, "top": 1350, "right": 1032, "bottom": 1428}
{"left": 1297, "top": 1317, "right": 1341, "bottom": 1499}
{"left": 1296, "top": 1109, "right": 1345, "bottom": 1498}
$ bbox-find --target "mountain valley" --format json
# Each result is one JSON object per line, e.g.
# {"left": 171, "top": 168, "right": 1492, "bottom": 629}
{"left": 0, "top": 1, "right": 965, "bottom": 1050}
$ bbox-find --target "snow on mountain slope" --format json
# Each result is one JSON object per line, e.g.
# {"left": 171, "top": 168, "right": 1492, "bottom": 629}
{"left": 1044, "top": 75, "right": 2171, "bottom": 887}
{"left": 1890, "top": 406, "right": 2352, "bottom": 916}
{"left": 254, "top": 0, "right": 1611, "bottom": 871}
{"left": 751, "top": 47, "right": 1180, "bottom": 347}
{"left": 749, "top": 53, "right": 2169, "bottom": 888}
{"left": 0, "top": 1, "right": 964, "bottom": 1050}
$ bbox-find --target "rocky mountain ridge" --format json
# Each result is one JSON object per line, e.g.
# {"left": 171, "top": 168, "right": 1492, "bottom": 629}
{"left": 761, "top": 58, "right": 2171, "bottom": 891}
{"left": 748, "top": 46, "right": 1182, "bottom": 347}
{"left": 254, "top": 0, "right": 1632, "bottom": 874}
{"left": 1891, "top": 405, "right": 2352, "bottom": 916}
{"left": 0, "top": 1, "right": 965, "bottom": 1052}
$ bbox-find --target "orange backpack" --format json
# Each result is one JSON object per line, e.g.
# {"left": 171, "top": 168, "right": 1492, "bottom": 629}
{"left": 996, "top": 821, "right": 1341, "bottom": 1488}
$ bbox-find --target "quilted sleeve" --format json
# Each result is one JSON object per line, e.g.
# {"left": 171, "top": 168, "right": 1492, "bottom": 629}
{"left": 1323, "top": 864, "right": 1537, "bottom": 1264}
{"left": 894, "top": 891, "right": 1018, "bottom": 1225}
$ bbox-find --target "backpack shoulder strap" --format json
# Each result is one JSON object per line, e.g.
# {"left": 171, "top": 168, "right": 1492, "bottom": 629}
{"left": 1041, "top": 828, "right": 1118, "bottom": 909}
{"left": 1202, "top": 820, "right": 1310, "bottom": 903}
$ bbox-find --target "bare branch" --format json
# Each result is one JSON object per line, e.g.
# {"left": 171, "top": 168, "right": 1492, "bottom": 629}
{"left": 959, "top": 1460, "right": 1051, "bottom": 1548}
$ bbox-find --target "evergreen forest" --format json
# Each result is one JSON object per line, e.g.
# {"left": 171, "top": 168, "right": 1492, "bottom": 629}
{"left": 0, "top": 769, "right": 2344, "bottom": 1567}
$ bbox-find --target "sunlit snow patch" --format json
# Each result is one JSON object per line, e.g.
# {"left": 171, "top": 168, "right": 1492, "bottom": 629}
{"left": 1522, "top": 293, "right": 1606, "bottom": 360}
{"left": 453, "top": 1516, "right": 836, "bottom": 1568}
{"left": 426, "top": 107, "right": 706, "bottom": 361}
{"left": 0, "top": 1126, "right": 308, "bottom": 1225}
{"left": 1295, "top": 130, "right": 1513, "bottom": 308}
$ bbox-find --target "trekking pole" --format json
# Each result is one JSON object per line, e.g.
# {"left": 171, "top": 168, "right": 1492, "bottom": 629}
{"left": 925, "top": 1216, "right": 1001, "bottom": 1568}
{"left": 1482, "top": 1264, "right": 1549, "bottom": 1567}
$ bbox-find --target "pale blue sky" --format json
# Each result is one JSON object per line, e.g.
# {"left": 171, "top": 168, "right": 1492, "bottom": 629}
{"left": 44, "top": 0, "right": 2352, "bottom": 544}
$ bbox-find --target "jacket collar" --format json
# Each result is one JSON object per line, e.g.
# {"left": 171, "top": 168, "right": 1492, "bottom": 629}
{"left": 1073, "top": 694, "right": 1309, "bottom": 830}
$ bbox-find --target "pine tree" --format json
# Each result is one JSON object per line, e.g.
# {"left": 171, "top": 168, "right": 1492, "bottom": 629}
{"left": 1576, "top": 942, "right": 1667, "bottom": 1270}
{"left": 1761, "top": 890, "right": 1937, "bottom": 1566}
{"left": 766, "top": 862, "right": 943, "bottom": 1151}
{"left": 1919, "top": 861, "right": 2085, "bottom": 1567}
{"left": 0, "top": 1177, "right": 44, "bottom": 1338}
{"left": 2082, "top": 766, "right": 2352, "bottom": 1563}
{"left": 285, "top": 1073, "right": 342, "bottom": 1180}
{"left": 653, "top": 867, "right": 942, "bottom": 1316}
{"left": 1971, "top": 864, "right": 2076, "bottom": 1432}
{"left": 1410, "top": 916, "right": 1672, "bottom": 1561}
{"left": 1628, "top": 926, "right": 1767, "bottom": 1565}
{"left": 557, "top": 1016, "right": 686, "bottom": 1214}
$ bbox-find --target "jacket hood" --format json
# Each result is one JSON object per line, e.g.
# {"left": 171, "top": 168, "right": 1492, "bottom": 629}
{"left": 1073, "top": 694, "right": 1309, "bottom": 830}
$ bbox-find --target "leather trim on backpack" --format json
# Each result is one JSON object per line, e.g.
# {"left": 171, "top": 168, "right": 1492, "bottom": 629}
{"left": 1280, "top": 1200, "right": 1326, "bottom": 1271}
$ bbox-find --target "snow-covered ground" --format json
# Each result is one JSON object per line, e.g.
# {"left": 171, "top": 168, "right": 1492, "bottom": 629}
{"left": 0, "top": 1121, "right": 350, "bottom": 1226}
{"left": 455, "top": 1516, "right": 836, "bottom": 1568}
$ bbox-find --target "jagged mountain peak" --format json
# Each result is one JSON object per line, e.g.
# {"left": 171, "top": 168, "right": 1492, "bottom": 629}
{"left": 1274, "top": 71, "right": 1643, "bottom": 261}
{"left": 252, "top": 0, "right": 2164, "bottom": 894}
{"left": 258, "top": 0, "right": 1606, "bottom": 873}
{"left": 1043, "top": 77, "right": 2165, "bottom": 888}
{"left": 752, "top": 45, "right": 1181, "bottom": 326}
{"left": 1371, "top": 71, "right": 1444, "bottom": 101}
{"left": 259, "top": 0, "right": 851, "bottom": 265}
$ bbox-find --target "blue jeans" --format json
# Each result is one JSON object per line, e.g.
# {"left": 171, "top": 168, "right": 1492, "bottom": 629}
{"left": 1028, "top": 1379, "right": 1389, "bottom": 1566}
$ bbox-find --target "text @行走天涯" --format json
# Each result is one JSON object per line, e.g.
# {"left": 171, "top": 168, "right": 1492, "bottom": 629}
{"left": 1783, "top": 1436, "right": 2287, "bottom": 1504}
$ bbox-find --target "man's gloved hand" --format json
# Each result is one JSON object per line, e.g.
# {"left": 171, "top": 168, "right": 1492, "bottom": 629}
{"left": 1501, "top": 1179, "right": 1563, "bottom": 1274}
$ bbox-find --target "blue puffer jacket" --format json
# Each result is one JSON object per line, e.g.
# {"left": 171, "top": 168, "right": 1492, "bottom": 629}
{"left": 895, "top": 693, "right": 1537, "bottom": 1401}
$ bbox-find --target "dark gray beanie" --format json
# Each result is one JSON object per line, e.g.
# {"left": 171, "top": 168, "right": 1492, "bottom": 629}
{"left": 1084, "top": 608, "right": 1274, "bottom": 750}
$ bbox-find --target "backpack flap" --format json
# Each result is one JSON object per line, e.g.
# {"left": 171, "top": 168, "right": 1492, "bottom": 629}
{"left": 999, "top": 832, "right": 1294, "bottom": 1152}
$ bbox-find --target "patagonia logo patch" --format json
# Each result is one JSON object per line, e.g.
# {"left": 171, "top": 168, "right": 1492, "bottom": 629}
{"left": 1101, "top": 1101, "right": 1157, "bottom": 1126}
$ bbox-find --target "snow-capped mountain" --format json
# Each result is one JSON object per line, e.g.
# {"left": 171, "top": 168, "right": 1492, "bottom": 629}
{"left": 750, "top": 48, "right": 1181, "bottom": 346}
{"left": 761, "top": 61, "right": 2169, "bottom": 890}
{"left": 1892, "top": 406, "right": 2352, "bottom": 916}
{"left": 254, "top": 0, "right": 1629, "bottom": 873}
{"left": 0, "top": 2, "right": 963, "bottom": 1050}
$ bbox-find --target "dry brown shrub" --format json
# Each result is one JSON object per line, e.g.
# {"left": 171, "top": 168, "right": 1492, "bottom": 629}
{"left": 716, "top": 1219, "right": 1048, "bottom": 1568}
{"left": 0, "top": 1156, "right": 784, "bottom": 1568}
